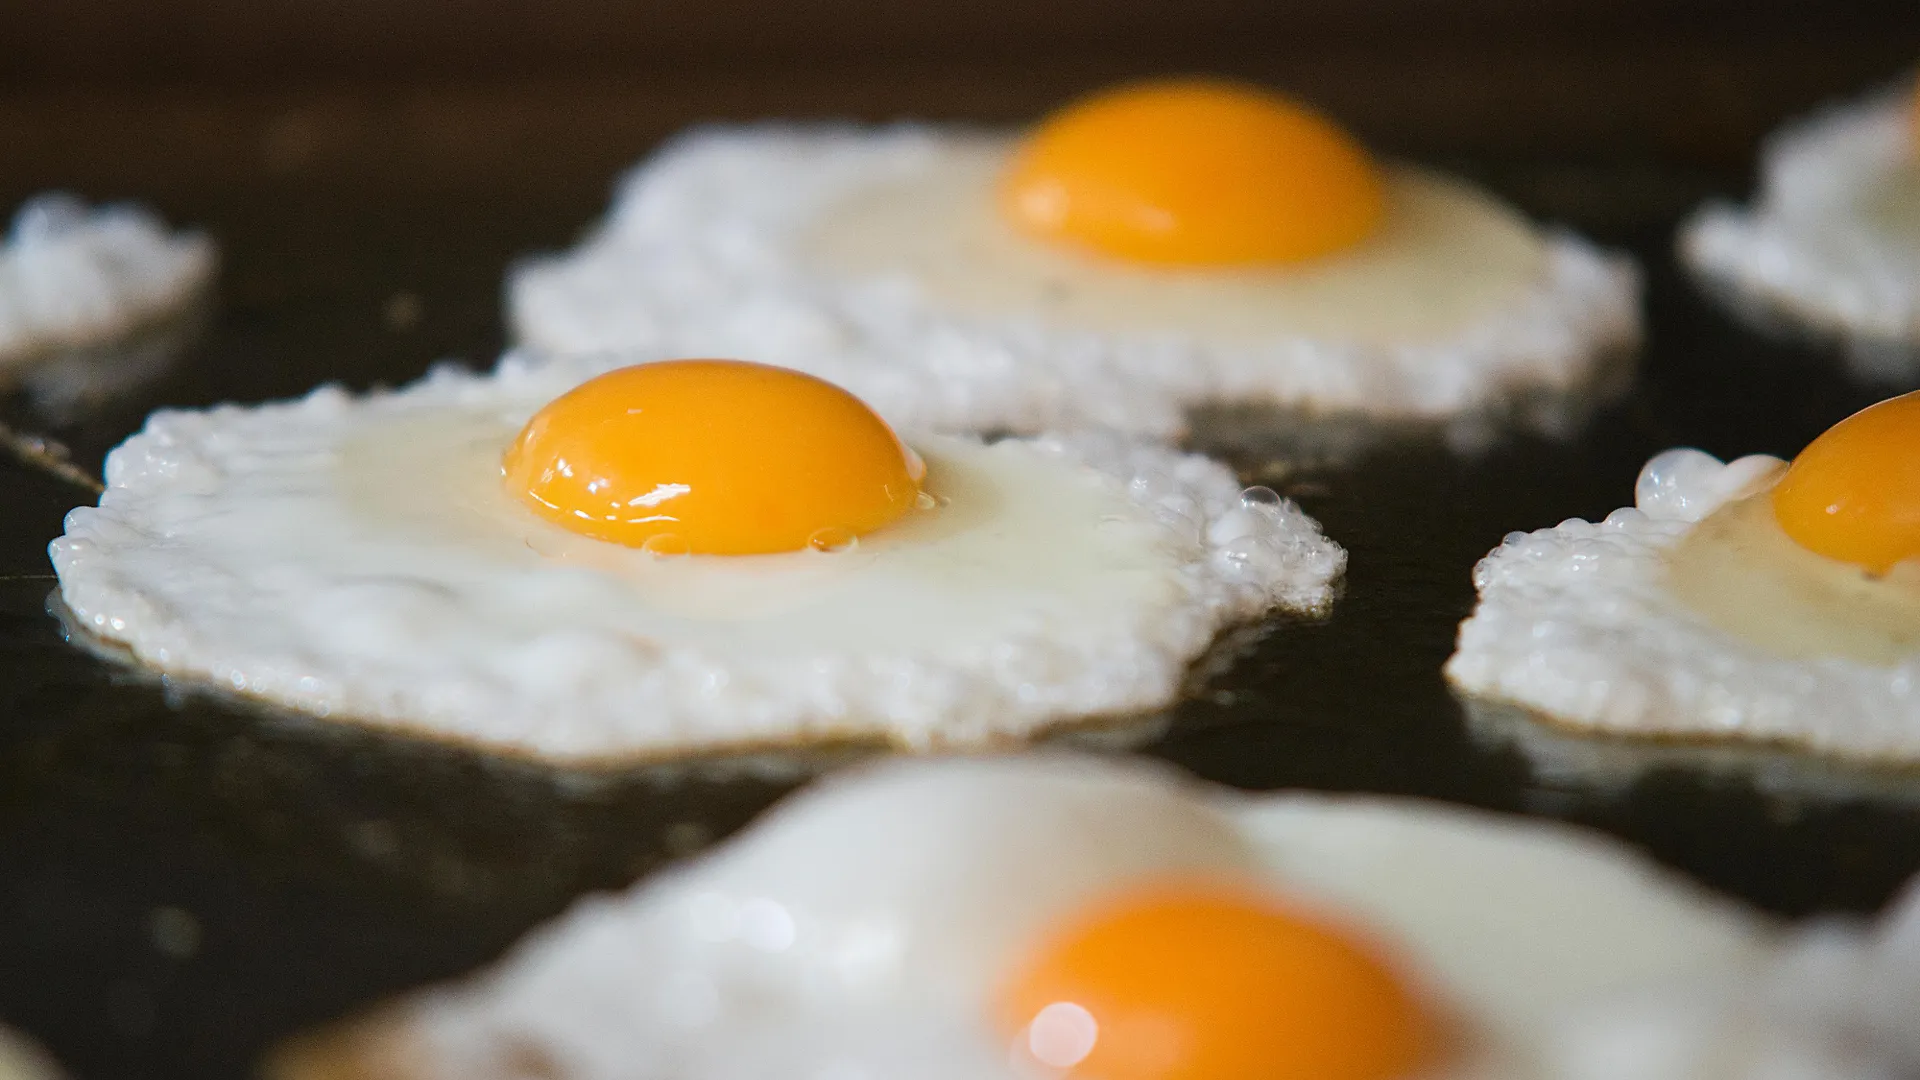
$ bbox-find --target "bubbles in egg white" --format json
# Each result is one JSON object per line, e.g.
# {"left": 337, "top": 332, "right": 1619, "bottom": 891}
{"left": 1680, "top": 77, "right": 1920, "bottom": 374}
{"left": 0, "top": 193, "right": 214, "bottom": 367}
{"left": 262, "top": 754, "right": 1911, "bottom": 1080}
{"left": 1447, "top": 447, "right": 1920, "bottom": 762}
{"left": 507, "top": 126, "right": 1642, "bottom": 439}
{"left": 50, "top": 359, "right": 1343, "bottom": 763}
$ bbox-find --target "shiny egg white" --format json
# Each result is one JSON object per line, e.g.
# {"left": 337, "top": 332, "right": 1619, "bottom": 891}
{"left": 50, "top": 360, "right": 1343, "bottom": 762}
{"left": 1681, "top": 76, "right": 1920, "bottom": 373}
{"left": 1447, "top": 447, "right": 1920, "bottom": 762}
{"left": 269, "top": 754, "right": 1920, "bottom": 1080}
{"left": 508, "top": 127, "right": 1641, "bottom": 439}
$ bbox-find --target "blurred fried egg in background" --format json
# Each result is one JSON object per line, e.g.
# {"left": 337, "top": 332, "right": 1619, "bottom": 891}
{"left": 0, "top": 1030, "right": 62, "bottom": 1080}
{"left": 510, "top": 79, "right": 1641, "bottom": 441}
{"left": 271, "top": 754, "right": 1920, "bottom": 1080}
{"left": 1681, "top": 72, "right": 1920, "bottom": 375}
{"left": 0, "top": 194, "right": 213, "bottom": 370}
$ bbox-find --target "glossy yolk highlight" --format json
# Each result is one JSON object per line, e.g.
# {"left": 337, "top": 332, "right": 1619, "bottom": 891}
{"left": 502, "top": 360, "right": 923, "bottom": 556}
{"left": 1000, "top": 79, "right": 1386, "bottom": 267}
{"left": 997, "top": 882, "right": 1439, "bottom": 1080}
{"left": 1772, "top": 391, "right": 1920, "bottom": 575}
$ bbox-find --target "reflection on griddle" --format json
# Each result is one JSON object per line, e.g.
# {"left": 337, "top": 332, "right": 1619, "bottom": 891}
{"left": 1185, "top": 336, "right": 1638, "bottom": 465}
{"left": 1461, "top": 693, "right": 1920, "bottom": 809}
{"left": 36, "top": 584, "right": 1183, "bottom": 920}
{"left": 10, "top": 297, "right": 210, "bottom": 425}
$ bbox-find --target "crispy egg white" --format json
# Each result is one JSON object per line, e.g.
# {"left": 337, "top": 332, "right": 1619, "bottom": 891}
{"left": 508, "top": 127, "right": 1641, "bottom": 439}
{"left": 1445, "top": 447, "right": 1920, "bottom": 761}
{"left": 1680, "top": 77, "right": 1920, "bottom": 374}
{"left": 267, "top": 755, "right": 1920, "bottom": 1080}
{"left": 0, "top": 193, "right": 214, "bottom": 367}
{"left": 49, "top": 360, "right": 1342, "bottom": 762}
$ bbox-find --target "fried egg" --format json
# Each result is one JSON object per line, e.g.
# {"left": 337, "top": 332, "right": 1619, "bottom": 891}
{"left": 270, "top": 754, "right": 1920, "bottom": 1080}
{"left": 509, "top": 80, "right": 1642, "bottom": 439}
{"left": 1448, "top": 390, "right": 1920, "bottom": 762}
{"left": 0, "top": 193, "right": 214, "bottom": 368}
{"left": 1680, "top": 73, "right": 1920, "bottom": 373}
{"left": 49, "top": 358, "right": 1342, "bottom": 762}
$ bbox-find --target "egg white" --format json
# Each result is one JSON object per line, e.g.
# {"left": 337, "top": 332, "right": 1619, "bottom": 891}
{"left": 0, "top": 193, "right": 214, "bottom": 367}
{"left": 50, "top": 359, "right": 1342, "bottom": 763}
{"left": 0, "top": 1029, "right": 60, "bottom": 1080}
{"left": 1445, "top": 446, "right": 1920, "bottom": 762}
{"left": 1680, "top": 77, "right": 1920, "bottom": 374}
{"left": 258, "top": 753, "right": 1920, "bottom": 1080}
{"left": 507, "top": 126, "right": 1641, "bottom": 439}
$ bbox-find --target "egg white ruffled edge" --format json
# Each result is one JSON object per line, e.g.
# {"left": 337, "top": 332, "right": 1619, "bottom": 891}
{"left": 1444, "top": 447, "right": 1920, "bottom": 762}
{"left": 49, "top": 357, "right": 1346, "bottom": 763}
{"left": 1678, "top": 77, "right": 1920, "bottom": 374}
{"left": 506, "top": 125, "right": 1643, "bottom": 440}
{"left": 0, "top": 193, "right": 216, "bottom": 367}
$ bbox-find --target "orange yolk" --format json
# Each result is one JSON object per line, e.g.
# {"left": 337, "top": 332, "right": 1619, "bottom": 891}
{"left": 997, "top": 882, "right": 1440, "bottom": 1080}
{"left": 1772, "top": 390, "right": 1920, "bottom": 575}
{"left": 1000, "top": 79, "right": 1386, "bottom": 267}
{"left": 502, "top": 360, "right": 923, "bottom": 556}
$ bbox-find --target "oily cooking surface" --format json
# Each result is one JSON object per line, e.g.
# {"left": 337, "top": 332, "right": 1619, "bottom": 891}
{"left": 6, "top": 86, "right": 1920, "bottom": 1080}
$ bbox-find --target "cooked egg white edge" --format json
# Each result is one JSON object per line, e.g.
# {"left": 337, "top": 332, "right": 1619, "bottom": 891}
{"left": 51, "top": 360, "right": 1343, "bottom": 761}
{"left": 508, "top": 125, "right": 1641, "bottom": 437}
{"left": 1680, "top": 78, "right": 1920, "bottom": 368}
{"left": 0, "top": 193, "right": 215, "bottom": 366}
{"left": 274, "top": 755, "right": 1786, "bottom": 1080}
{"left": 1445, "top": 446, "right": 1920, "bottom": 760}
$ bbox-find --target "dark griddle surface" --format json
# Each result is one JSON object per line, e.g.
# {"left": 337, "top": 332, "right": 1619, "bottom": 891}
{"left": 5, "top": 62, "right": 1920, "bottom": 1080}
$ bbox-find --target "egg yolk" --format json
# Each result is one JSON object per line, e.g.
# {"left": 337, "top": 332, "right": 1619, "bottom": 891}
{"left": 1772, "top": 391, "right": 1920, "bottom": 575}
{"left": 502, "top": 360, "right": 924, "bottom": 556}
{"left": 1000, "top": 79, "right": 1386, "bottom": 267}
{"left": 997, "top": 882, "right": 1439, "bottom": 1080}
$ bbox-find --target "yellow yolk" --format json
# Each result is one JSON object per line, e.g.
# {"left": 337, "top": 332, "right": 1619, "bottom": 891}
{"left": 1772, "top": 391, "right": 1920, "bottom": 575}
{"left": 1000, "top": 79, "right": 1386, "bottom": 267}
{"left": 997, "top": 882, "right": 1440, "bottom": 1080}
{"left": 502, "top": 360, "right": 923, "bottom": 556}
